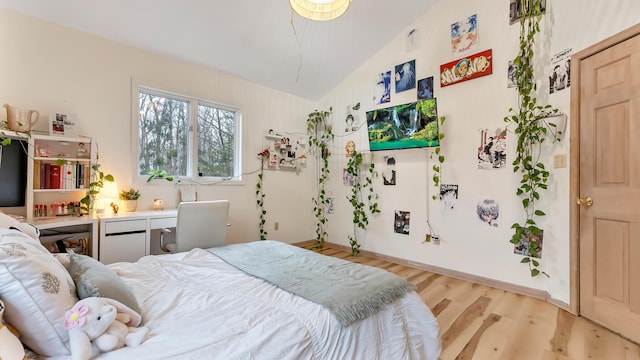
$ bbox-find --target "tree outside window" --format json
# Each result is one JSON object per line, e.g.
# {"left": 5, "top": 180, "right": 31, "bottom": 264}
{"left": 138, "top": 89, "right": 240, "bottom": 180}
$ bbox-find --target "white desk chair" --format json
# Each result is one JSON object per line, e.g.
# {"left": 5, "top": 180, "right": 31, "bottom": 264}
{"left": 160, "top": 200, "right": 230, "bottom": 253}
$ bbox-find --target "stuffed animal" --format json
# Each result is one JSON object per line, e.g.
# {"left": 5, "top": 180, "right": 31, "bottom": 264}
{"left": 0, "top": 299, "right": 27, "bottom": 360}
{"left": 64, "top": 297, "right": 149, "bottom": 360}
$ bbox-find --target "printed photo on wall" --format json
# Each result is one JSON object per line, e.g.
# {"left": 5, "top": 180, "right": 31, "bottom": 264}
{"left": 417, "top": 77, "right": 434, "bottom": 100}
{"left": 394, "top": 210, "right": 410, "bottom": 235}
{"left": 514, "top": 229, "right": 544, "bottom": 258}
{"left": 478, "top": 128, "right": 507, "bottom": 169}
{"left": 451, "top": 14, "right": 478, "bottom": 54}
{"left": 509, "top": 0, "right": 546, "bottom": 25}
{"left": 382, "top": 156, "right": 396, "bottom": 185}
{"left": 373, "top": 71, "right": 391, "bottom": 104}
{"left": 395, "top": 60, "right": 416, "bottom": 93}
{"left": 507, "top": 60, "right": 517, "bottom": 88}
{"left": 440, "top": 49, "right": 492, "bottom": 87}
{"left": 343, "top": 168, "right": 355, "bottom": 186}
{"left": 49, "top": 113, "right": 78, "bottom": 137}
{"left": 344, "top": 103, "right": 361, "bottom": 133}
{"left": 440, "top": 184, "right": 458, "bottom": 210}
{"left": 549, "top": 48, "right": 572, "bottom": 94}
{"left": 477, "top": 199, "right": 500, "bottom": 227}
{"left": 345, "top": 139, "right": 356, "bottom": 158}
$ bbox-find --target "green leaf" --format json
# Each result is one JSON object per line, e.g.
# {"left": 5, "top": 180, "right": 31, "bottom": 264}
{"left": 520, "top": 257, "right": 531, "bottom": 263}
{"left": 531, "top": 269, "right": 540, "bottom": 277}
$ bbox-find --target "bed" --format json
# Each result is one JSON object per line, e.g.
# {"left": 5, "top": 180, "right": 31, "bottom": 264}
{"left": 0, "top": 219, "right": 441, "bottom": 360}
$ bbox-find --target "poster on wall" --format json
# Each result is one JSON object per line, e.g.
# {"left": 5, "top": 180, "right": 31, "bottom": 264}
{"left": 477, "top": 199, "right": 500, "bottom": 227}
{"left": 549, "top": 48, "right": 572, "bottom": 94}
{"left": 394, "top": 210, "right": 410, "bottom": 235}
{"left": 440, "top": 49, "right": 492, "bottom": 87}
{"left": 343, "top": 168, "right": 355, "bottom": 186}
{"left": 49, "top": 113, "right": 78, "bottom": 137}
{"left": 507, "top": 60, "right": 517, "bottom": 88}
{"left": 373, "top": 71, "right": 391, "bottom": 105}
{"left": 344, "top": 103, "right": 361, "bottom": 133}
{"left": 514, "top": 229, "right": 544, "bottom": 258}
{"left": 417, "top": 77, "right": 434, "bottom": 100}
{"left": 440, "top": 184, "right": 458, "bottom": 210}
{"left": 395, "top": 60, "right": 416, "bottom": 93}
{"left": 382, "top": 156, "right": 396, "bottom": 185}
{"left": 478, "top": 128, "right": 507, "bottom": 169}
{"left": 509, "top": 0, "right": 546, "bottom": 25}
{"left": 451, "top": 14, "right": 478, "bottom": 54}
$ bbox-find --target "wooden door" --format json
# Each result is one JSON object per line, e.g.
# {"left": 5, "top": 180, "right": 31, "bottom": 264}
{"left": 578, "top": 32, "right": 640, "bottom": 344}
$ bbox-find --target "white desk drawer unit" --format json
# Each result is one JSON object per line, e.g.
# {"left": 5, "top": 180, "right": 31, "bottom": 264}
{"left": 105, "top": 219, "right": 146, "bottom": 234}
{"left": 98, "top": 210, "right": 177, "bottom": 264}
{"left": 150, "top": 217, "right": 176, "bottom": 230}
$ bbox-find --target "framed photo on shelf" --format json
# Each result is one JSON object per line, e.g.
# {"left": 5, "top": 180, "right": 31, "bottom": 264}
{"left": 48, "top": 113, "right": 78, "bottom": 137}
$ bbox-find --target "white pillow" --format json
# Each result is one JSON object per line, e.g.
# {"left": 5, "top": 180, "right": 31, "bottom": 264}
{"left": 0, "top": 228, "right": 77, "bottom": 357}
{"left": 0, "top": 212, "right": 40, "bottom": 240}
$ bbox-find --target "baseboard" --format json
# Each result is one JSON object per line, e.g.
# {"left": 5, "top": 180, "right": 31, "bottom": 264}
{"left": 294, "top": 240, "right": 570, "bottom": 312}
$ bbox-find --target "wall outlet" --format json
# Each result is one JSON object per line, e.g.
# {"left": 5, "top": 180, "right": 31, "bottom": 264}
{"left": 432, "top": 235, "right": 440, "bottom": 245}
{"left": 274, "top": 222, "right": 279, "bottom": 231}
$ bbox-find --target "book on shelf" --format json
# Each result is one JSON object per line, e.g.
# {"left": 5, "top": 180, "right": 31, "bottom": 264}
{"left": 34, "top": 160, "right": 41, "bottom": 189}
{"left": 50, "top": 164, "right": 61, "bottom": 189}
{"left": 44, "top": 163, "right": 51, "bottom": 189}
{"left": 39, "top": 161, "right": 46, "bottom": 189}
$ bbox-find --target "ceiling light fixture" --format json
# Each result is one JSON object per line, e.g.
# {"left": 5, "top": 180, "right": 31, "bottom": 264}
{"left": 289, "top": 0, "right": 352, "bottom": 21}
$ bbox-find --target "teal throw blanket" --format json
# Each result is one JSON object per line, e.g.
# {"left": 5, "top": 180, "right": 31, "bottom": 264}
{"left": 207, "top": 240, "right": 416, "bottom": 327}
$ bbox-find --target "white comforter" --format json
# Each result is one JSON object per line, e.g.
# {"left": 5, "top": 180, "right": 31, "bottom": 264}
{"left": 93, "top": 248, "right": 441, "bottom": 360}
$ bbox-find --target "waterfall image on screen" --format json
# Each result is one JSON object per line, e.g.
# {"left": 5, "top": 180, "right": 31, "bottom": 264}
{"left": 366, "top": 98, "right": 439, "bottom": 151}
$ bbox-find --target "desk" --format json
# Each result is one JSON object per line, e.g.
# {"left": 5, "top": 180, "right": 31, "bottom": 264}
{"left": 97, "top": 210, "right": 177, "bottom": 264}
{"left": 33, "top": 216, "right": 99, "bottom": 259}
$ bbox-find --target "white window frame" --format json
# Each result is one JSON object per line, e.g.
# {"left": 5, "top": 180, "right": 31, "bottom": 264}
{"left": 131, "top": 80, "right": 243, "bottom": 185}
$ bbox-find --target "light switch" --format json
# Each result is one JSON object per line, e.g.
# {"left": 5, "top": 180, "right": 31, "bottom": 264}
{"left": 553, "top": 154, "right": 567, "bottom": 168}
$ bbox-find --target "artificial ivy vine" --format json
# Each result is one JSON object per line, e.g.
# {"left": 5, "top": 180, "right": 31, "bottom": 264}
{"left": 256, "top": 148, "right": 270, "bottom": 240}
{"left": 345, "top": 150, "right": 380, "bottom": 255}
{"left": 504, "top": 0, "right": 558, "bottom": 277}
{"left": 306, "top": 108, "right": 334, "bottom": 249}
{"left": 78, "top": 143, "right": 115, "bottom": 214}
{"left": 429, "top": 116, "right": 447, "bottom": 199}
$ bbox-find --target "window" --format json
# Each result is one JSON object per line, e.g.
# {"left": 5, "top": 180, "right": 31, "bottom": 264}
{"left": 137, "top": 88, "right": 241, "bottom": 181}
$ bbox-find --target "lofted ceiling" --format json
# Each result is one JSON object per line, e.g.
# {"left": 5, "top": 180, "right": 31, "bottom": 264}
{"left": 0, "top": 0, "right": 438, "bottom": 100}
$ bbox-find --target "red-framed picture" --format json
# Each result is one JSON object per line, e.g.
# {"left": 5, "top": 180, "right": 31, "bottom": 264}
{"left": 440, "top": 49, "right": 493, "bottom": 87}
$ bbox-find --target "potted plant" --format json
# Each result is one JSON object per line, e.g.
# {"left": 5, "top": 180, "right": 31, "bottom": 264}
{"left": 119, "top": 188, "right": 140, "bottom": 212}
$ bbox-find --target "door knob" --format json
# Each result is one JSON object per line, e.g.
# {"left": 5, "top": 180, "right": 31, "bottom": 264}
{"left": 576, "top": 196, "right": 593, "bottom": 207}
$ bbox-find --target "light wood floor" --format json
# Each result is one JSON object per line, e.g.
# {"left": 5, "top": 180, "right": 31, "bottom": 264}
{"left": 311, "top": 246, "right": 640, "bottom": 360}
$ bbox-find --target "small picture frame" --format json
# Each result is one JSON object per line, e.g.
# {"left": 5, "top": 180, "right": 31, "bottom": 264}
{"left": 49, "top": 113, "right": 78, "bottom": 137}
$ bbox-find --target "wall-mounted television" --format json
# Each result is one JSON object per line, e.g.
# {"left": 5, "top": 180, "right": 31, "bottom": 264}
{"left": 0, "top": 140, "right": 28, "bottom": 207}
{"left": 366, "top": 98, "right": 439, "bottom": 151}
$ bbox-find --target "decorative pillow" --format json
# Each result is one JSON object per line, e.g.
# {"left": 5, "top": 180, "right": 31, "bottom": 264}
{"left": 0, "top": 212, "right": 40, "bottom": 240}
{"left": 0, "top": 228, "right": 76, "bottom": 357}
{"left": 68, "top": 253, "right": 141, "bottom": 314}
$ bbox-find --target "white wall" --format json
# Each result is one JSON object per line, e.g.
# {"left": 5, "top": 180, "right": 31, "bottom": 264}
{"left": 2, "top": 2, "right": 639, "bottom": 304}
{"left": 0, "top": 8, "right": 318, "bottom": 245}
{"left": 319, "top": 0, "right": 640, "bottom": 304}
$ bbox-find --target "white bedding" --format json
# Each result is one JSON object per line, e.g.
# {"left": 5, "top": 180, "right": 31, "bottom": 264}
{"left": 71, "top": 248, "right": 441, "bottom": 359}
